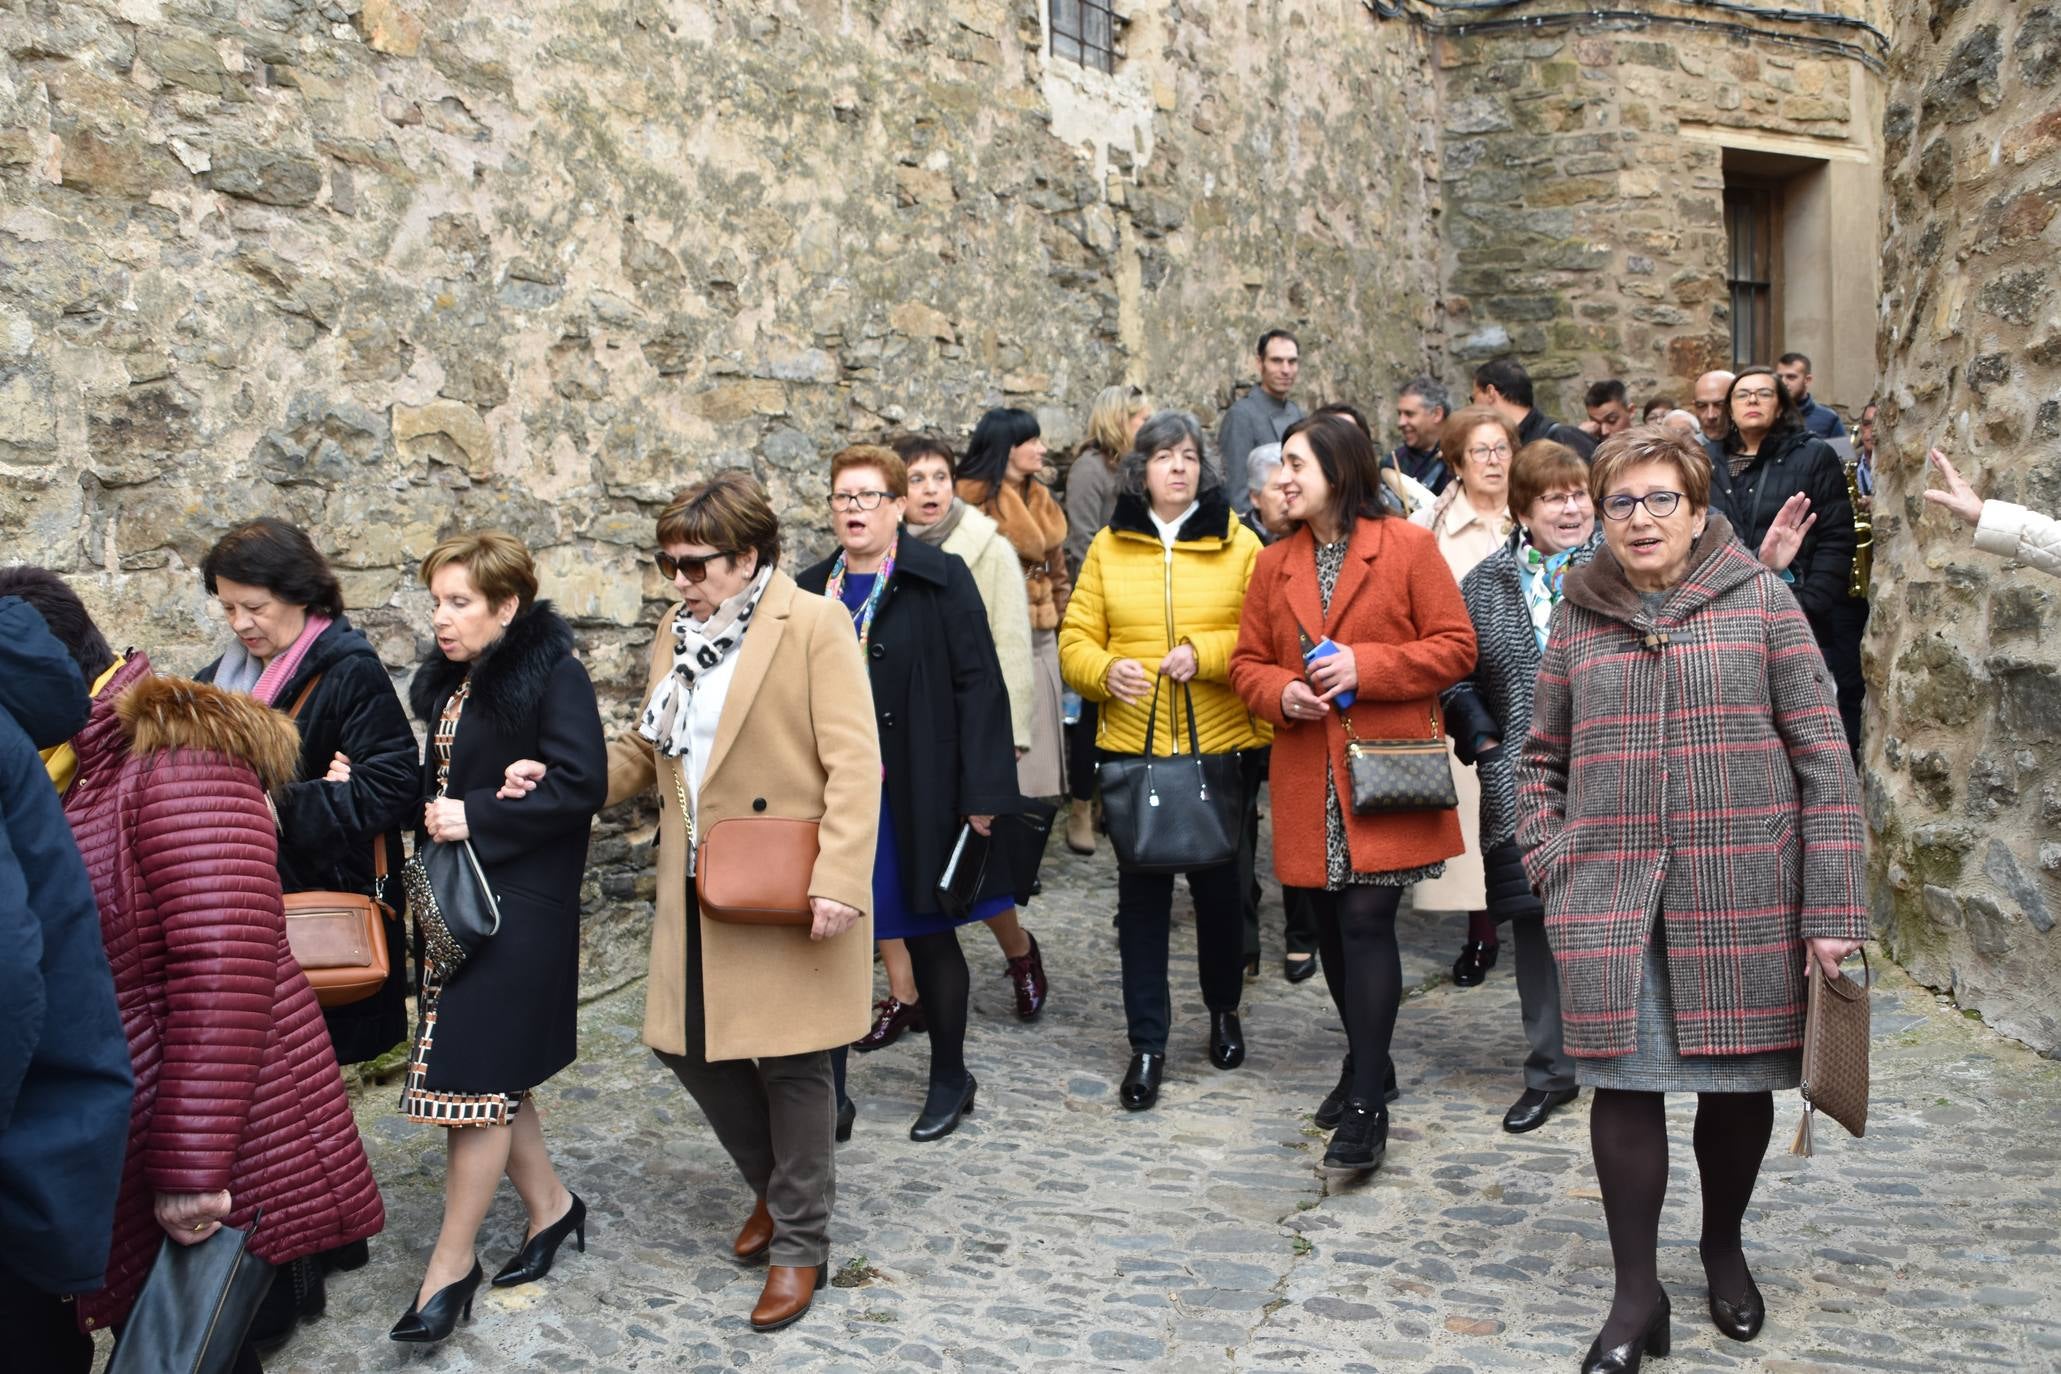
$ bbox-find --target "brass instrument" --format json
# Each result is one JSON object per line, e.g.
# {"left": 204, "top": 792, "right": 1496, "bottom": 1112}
{"left": 1842, "top": 457, "right": 1872, "bottom": 599}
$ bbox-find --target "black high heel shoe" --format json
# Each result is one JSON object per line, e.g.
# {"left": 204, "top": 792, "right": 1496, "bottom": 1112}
{"left": 1700, "top": 1245, "right": 1765, "bottom": 1341}
{"left": 835, "top": 1097, "right": 857, "bottom": 1143}
{"left": 492, "top": 1192, "right": 586, "bottom": 1287}
{"left": 1208, "top": 1011, "right": 1245, "bottom": 1070}
{"left": 1581, "top": 1291, "right": 1671, "bottom": 1373}
{"left": 390, "top": 1259, "right": 483, "bottom": 1344}
{"left": 909, "top": 1074, "right": 977, "bottom": 1142}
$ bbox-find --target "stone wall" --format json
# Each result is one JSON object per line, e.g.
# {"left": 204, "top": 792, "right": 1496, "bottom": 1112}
{"left": 1431, "top": 8, "right": 1883, "bottom": 421}
{"left": 1867, "top": 0, "right": 2061, "bottom": 1054}
{"left": 0, "top": 0, "right": 1440, "bottom": 994}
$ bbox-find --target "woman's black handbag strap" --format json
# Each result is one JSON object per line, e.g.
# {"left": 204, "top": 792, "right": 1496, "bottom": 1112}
{"left": 1140, "top": 671, "right": 1205, "bottom": 758}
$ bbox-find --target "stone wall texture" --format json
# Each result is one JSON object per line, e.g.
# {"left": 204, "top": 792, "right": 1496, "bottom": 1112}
{"left": 1867, "top": 0, "right": 2061, "bottom": 1054}
{"left": 0, "top": 0, "right": 1439, "bottom": 994}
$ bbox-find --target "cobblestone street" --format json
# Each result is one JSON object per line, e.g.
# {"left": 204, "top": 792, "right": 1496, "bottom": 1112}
{"left": 274, "top": 830, "right": 2061, "bottom": 1373}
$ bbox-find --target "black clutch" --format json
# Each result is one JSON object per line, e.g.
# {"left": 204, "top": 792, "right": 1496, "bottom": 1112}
{"left": 937, "top": 800, "right": 1058, "bottom": 919}
{"left": 107, "top": 1211, "right": 275, "bottom": 1374}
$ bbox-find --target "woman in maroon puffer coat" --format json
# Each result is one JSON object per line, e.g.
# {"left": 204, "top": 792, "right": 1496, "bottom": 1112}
{"left": 59, "top": 648, "right": 384, "bottom": 1348}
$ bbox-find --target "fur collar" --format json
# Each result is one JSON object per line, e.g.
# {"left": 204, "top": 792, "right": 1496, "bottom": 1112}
{"left": 409, "top": 600, "right": 576, "bottom": 732}
{"left": 1108, "top": 487, "right": 1233, "bottom": 544}
{"left": 115, "top": 674, "right": 302, "bottom": 790}
{"left": 1562, "top": 513, "right": 1762, "bottom": 624}
{"left": 958, "top": 476, "right": 1067, "bottom": 562}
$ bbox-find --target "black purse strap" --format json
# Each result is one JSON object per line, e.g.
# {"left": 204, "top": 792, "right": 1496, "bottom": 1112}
{"left": 1140, "top": 671, "right": 1205, "bottom": 758}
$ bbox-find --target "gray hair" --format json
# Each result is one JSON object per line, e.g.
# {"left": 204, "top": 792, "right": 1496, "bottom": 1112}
{"left": 1119, "top": 409, "right": 1221, "bottom": 499}
{"left": 1246, "top": 441, "right": 1284, "bottom": 492}
{"left": 1398, "top": 375, "right": 1450, "bottom": 415}
{"left": 1662, "top": 409, "right": 1704, "bottom": 440}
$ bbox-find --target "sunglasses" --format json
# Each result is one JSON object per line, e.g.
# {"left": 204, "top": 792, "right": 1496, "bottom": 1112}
{"left": 655, "top": 549, "right": 737, "bottom": 582}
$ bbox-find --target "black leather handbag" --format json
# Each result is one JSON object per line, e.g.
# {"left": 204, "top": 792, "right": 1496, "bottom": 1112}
{"left": 107, "top": 1210, "right": 275, "bottom": 1374}
{"left": 401, "top": 837, "right": 501, "bottom": 979}
{"left": 1342, "top": 704, "right": 1459, "bottom": 814}
{"left": 1098, "top": 676, "right": 1246, "bottom": 875}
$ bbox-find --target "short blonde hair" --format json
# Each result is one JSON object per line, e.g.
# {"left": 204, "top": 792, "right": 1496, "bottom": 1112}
{"left": 829, "top": 444, "right": 908, "bottom": 498}
{"left": 1509, "top": 440, "right": 1590, "bottom": 515}
{"left": 1084, "top": 385, "right": 1147, "bottom": 468}
{"left": 419, "top": 530, "right": 538, "bottom": 612}
{"left": 1588, "top": 424, "right": 1712, "bottom": 511}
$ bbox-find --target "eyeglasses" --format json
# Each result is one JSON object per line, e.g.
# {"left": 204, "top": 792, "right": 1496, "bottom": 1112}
{"left": 655, "top": 549, "right": 736, "bottom": 582}
{"left": 1600, "top": 491, "right": 1684, "bottom": 521}
{"left": 1467, "top": 443, "right": 1513, "bottom": 462}
{"left": 1733, "top": 388, "right": 1778, "bottom": 404}
{"left": 1534, "top": 490, "right": 1591, "bottom": 510}
{"left": 828, "top": 490, "right": 893, "bottom": 511}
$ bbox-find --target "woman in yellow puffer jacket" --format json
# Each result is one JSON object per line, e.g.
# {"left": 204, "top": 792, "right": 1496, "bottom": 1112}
{"left": 1060, "top": 410, "right": 1270, "bottom": 1111}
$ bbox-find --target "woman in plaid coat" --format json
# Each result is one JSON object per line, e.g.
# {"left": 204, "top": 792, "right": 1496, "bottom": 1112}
{"left": 1516, "top": 427, "right": 1867, "bottom": 1372}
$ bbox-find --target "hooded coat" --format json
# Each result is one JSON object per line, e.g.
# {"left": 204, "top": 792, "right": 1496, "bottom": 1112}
{"left": 0, "top": 598, "right": 130, "bottom": 1297}
{"left": 406, "top": 602, "right": 608, "bottom": 1098}
{"left": 1515, "top": 516, "right": 1868, "bottom": 1060}
{"left": 197, "top": 616, "right": 416, "bottom": 1064}
{"left": 63, "top": 659, "right": 383, "bottom": 1332}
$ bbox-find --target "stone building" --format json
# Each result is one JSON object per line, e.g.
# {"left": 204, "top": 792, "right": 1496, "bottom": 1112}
{"left": 1, "top": 0, "right": 2053, "bottom": 1048}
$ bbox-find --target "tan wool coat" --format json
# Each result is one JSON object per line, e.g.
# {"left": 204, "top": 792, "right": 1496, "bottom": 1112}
{"left": 607, "top": 572, "right": 882, "bottom": 1062}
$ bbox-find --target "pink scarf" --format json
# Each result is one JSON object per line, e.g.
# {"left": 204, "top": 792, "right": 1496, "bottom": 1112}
{"left": 251, "top": 615, "right": 333, "bottom": 706}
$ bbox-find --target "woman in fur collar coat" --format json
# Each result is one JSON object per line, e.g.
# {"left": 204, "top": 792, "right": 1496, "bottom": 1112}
{"left": 960, "top": 407, "right": 1071, "bottom": 798}
{"left": 392, "top": 533, "right": 608, "bottom": 1344}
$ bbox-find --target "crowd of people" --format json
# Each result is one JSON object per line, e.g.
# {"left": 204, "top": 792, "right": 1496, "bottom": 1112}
{"left": 0, "top": 324, "right": 2012, "bottom": 1371}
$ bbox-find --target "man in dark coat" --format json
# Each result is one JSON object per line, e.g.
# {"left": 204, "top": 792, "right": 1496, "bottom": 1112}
{"left": 1776, "top": 352, "right": 1848, "bottom": 438}
{"left": 1471, "top": 356, "right": 1598, "bottom": 459}
{"left": 0, "top": 595, "right": 132, "bottom": 1371}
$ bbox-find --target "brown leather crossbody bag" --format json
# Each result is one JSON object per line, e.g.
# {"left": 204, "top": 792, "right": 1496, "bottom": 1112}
{"left": 672, "top": 761, "right": 818, "bottom": 926}
{"left": 278, "top": 674, "right": 394, "bottom": 1006}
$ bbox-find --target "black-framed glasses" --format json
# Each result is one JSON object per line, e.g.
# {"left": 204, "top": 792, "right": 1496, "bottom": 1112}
{"left": 1600, "top": 491, "right": 1684, "bottom": 521}
{"left": 655, "top": 549, "right": 736, "bottom": 582}
{"left": 828, "top": 490, "right": 893, "bottom": 511}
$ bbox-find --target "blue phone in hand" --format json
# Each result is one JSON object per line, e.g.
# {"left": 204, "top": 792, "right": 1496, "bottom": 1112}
{"left": 1300, "top": 634, "right": 1356, "bottom": 710}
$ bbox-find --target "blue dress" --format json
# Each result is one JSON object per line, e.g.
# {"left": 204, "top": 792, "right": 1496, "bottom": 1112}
{"left": 837, "top": 572, "right": 1011, "bottom": 938}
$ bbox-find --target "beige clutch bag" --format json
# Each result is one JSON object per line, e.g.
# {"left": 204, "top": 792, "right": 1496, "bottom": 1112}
{"left": 1792, "top": 949, "right": 1870, "bottom": 1156}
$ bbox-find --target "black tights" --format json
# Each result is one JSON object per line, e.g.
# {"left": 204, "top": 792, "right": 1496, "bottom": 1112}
{"left": 1311, "top": 886, "right": 1403, "bottom": 1105}
{"left": 1590, "top": 1088, "right": 1775, "bottom": 1345}
{"left": 833, "top": 930, "right": 971, "bottom": 1115}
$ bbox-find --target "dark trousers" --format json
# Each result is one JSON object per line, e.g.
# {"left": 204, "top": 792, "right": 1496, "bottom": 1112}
{"left": 651, "top": 891, "right": 835, "bottom": 1268}
{"left": 1484, "top": 838, "right": 1575, "bottom": 1091}
{"left": 1116, "top": 861, "right": 1245, "bottom": 1054}
{"left": 1066, "top": 700, "right": 1099, "bottom": 802}
{"left": 1813, "top": 598, "right": 1869, "bottom": 757}
{"left": 1232, "top": 751, "right": 1316, "bottom": 962}
{"left": 0, "top": 1281, "right": 93, "bottom": 1374}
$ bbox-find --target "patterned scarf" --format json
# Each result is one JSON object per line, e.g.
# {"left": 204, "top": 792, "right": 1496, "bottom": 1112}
{"left": 824, "top": 537, "right": 898, "bottom": 651}
{"left": 637, "top": 565, "right": 773, "bottom": 758}
{"left": 1520, "top": 531, "right": 1577, "bottom": 652}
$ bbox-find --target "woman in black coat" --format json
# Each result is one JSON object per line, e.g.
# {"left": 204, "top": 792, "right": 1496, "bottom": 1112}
{"left": 391, "top": 532, "right": 608, "bottom": 1345}
{"left": 197, "top": 519, "right": 418, "bottom": 1068}
{"left": 798, "top": 445, "right": 1019, "bottom": 1143}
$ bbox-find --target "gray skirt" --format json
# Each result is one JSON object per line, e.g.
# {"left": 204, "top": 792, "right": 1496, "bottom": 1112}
{"left": 1576, "top": 920, "right": 1802, "bottom": 1094}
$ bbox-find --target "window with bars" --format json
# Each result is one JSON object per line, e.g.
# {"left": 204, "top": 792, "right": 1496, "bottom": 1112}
{"left": 1724, "top": 185, "right": 1775, "bottom": 369}
{"left": 1050, "top": 0, "right": 1117, "bottom": 74}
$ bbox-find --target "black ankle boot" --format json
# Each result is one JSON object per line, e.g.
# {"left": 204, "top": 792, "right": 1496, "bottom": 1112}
{"left": 1208, "top": 1011, "right": 1245, "bottom": 1070}
{"left": 1322, "top": 1099, "right": 1388, "bottom": 1172}
{"left": 1581, "top": 1290, "right": 1671, "bottom": 1372}
{"left": 1120, "top": 1052, "right": 1164, "bottom": 1111}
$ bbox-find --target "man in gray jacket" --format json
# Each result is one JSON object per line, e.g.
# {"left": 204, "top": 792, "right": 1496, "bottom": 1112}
{"left": 1216, "top": 329, "right": 1304, "bottom": 515}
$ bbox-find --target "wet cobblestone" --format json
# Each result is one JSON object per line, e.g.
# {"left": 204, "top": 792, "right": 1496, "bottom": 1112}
{"left": 265, "top": 832, "right": 2061, "bottom": 1371}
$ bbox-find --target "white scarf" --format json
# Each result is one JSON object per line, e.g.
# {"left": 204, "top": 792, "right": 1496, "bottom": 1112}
{"left": 638, "top": 566, "right": 773, "bottom": 758}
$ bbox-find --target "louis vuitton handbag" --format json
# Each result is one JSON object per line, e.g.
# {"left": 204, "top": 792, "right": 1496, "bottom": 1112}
{"left": 1792, "top": 949, "right": 1871, "bottom": 1156}
{"left": 1341, "top": 704, "right": 1459, "bottom": 814}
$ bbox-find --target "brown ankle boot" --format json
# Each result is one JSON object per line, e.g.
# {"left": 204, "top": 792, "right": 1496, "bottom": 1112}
{"left": 1065, "top": 799, "right": 1096, "bottom": 855}
{"left": 732, "top": 1197, "right": 772, "bottom": 1264}
{"left": 749, "top": 1263, "right": 825, "bottom": 1332}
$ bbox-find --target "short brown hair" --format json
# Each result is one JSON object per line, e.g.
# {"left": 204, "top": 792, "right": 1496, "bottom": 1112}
{"left": 890, "top": 433, "right": 956, "bottom": 479}
{"left": 419, "top": 530, "right": 538, "bottom": 612}
{"left": 1439, "top": 405, "right": 1522, "bottom": 483}
{"left": 657, "top": 470, "right": 782, "bottom": 571}
{"left": 1508, "top": 440, "right": 1591, "bottom": 515}
{"left": 202, "top": 518, "right": 345, "bottom": 618}
{"left": 1588, "top": 424, "right": 1712, "bottom": 512}
{"left": 829, "top": 444, "right": 907, "bottom": 499}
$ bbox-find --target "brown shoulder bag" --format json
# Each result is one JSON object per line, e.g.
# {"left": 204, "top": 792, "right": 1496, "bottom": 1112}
{"left": 673, "top": 761, "right": 818, "bottom": 926}
{"left": 279, "top": 674, "right": 395, "bottom": 1006}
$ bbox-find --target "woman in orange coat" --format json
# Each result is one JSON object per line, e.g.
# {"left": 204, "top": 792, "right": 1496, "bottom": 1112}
{"left": 1231, "top": 414, "right": 1476, "bottom": 1176}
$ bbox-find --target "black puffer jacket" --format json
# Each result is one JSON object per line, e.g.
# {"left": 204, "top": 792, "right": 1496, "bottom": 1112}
{"left": 1708, "top": 425, "right": 1857, "bottom": 623}
{"left": 198, "top": 617, "right": 417, "bottom": 1063}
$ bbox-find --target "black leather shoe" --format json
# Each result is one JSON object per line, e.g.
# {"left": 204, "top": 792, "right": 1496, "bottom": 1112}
{"left": 1321, "top": 1099, "right": 1388, "bottom": 1172}
{"left": 909, "top": 1074, "right": 976, "bottom": 1142}
{"left": 1119, "top": 1052, "right": 1164, "bottom": 1111}
{"left": 1243, "top": 955, "right": 1261, "bottom": 981}
{"left": 492, "top": 1192, "right": 586, "bottom": 1287}
{"left": 1452, "top": 939, "right": 1499, "bottom": 986}
{"left": 835, "top": 1097, "right": 857, "bottom": 1143}
{"left": 1314, "top": 1056, "right": 1399, "bottom": 1129}
{"left": 323, "top": 1237, "right": 371, "bottom": 1273}
{"left": 250, "top": 1255, "right": 325, "bottom": 1350}
{"left": 1503, "top": 1086, "right": 1580, "bottom": 1134}
{"left": 1581, "top": 1291, "right": 1671, "bottom": 1372}
{"left": 1701, "top": 1246, "right": 1765, "bottom": 1342}
{"left": 1208, "top": 1011, "right": 1246, "bottom": 1070}
{"left": 1284, "top": 952, "right": 1318, "bottom": 983}
{"left": 390, "top": 1260, "right": 483, "bottom": 1344}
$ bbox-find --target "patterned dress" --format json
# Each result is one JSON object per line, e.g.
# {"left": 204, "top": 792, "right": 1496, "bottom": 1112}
{"left": 400, "top": 679, "right": 523, "bottom": 1127}
{"left": 1317, "top": 536, "right": 1448, "bottom": 892}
